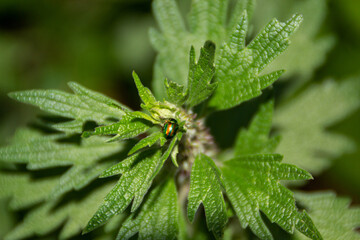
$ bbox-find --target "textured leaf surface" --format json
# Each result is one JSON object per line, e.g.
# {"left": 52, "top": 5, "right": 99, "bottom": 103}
{"left": 221, "top": 154, "right": 319, "bottom": 240}
{"left": 151, "top": 0, "right": 301, "bottom": 110}
{"left": 164, "top": 78, "right": 187, "bottom": 106}
{"left": 253, "top": 0, "right": 334, "bottom": 90}
{"left": 82, "top": 113, "right": 152, "bottom": 142}
{"left": 208, "top": 14, "right": 302, "bottom": 110}
{"left": 0, "top": 129, "right": 121, "bottom": 198}
{"left": 85, "top": 149, "right": 164, "bottom": 232}
{"left": 4, "top": 182, "right": 113, "bottom": 240}
{"left": 8, "top": 82, "right": 126, "bottom": 133}
{"left": 128, "top": 131, "right": 166, "bottom": 155}
{"left": 117, "top": 177, "right": 178, "bottom": 240}
{"left": 188, "top": 154, "right": 227, "bottom": 239}
{"left": 274, "top": 78, "right": 360, "bottom": 175}
{"left": 186, "top": 41, "right": 217, "bottom": 108}
{"left": 294, "top": 192, "right": 360, "bottom": 240}
{"left": 234, "top": 100, "right": 280, "bottom": 156}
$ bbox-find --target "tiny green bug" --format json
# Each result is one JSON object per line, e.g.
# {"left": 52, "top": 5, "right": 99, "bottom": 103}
{"left": 162, "top": 119, "right": 179, "bottom": 139}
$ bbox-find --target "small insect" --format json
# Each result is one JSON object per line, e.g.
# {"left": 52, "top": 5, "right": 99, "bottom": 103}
{"left": 162, "top": 118, "right": 179, "bottom": 139}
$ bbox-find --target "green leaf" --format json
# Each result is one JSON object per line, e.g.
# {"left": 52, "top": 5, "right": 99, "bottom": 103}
{"left": 128, "top": 132, "right": 166, "bottom": 155}
{"left": 133, "top": 71, "right": 158, "bottom": 106}
{"left": 252, "top": 0, "right": 335, "bottom": 91}
{"left": 8, "top": 82, "right": 126, "bottom": 134}
{"left": 209, "top": 14, "right": 302, "bottom": 110}
{"left": 84, "top": 149, "right": 163, "bottom": 233}
{"left": 117, "top": 177, "right": 178, "bottom": 240}
{"left": 164, "top": 78, "right": 187, "bottom": 106}
{"left": 0, "top": 172, "right": 58, "bottom": 210}
{"left": 187, "top": 154, "right": 227, "bottom": 239}
{"left": 234, "top": 100, "right": 280, "bottom": 156}
{"left": 294, "top": 192, "right": 360, "bottom": 240}
{"left": 151, "top": 0, "right": 301, "bottom": 109}
{"left": 274, "top": 78, "right": 360, "bottom": 175}
{"left": 82, "top": 113, "right": 152, "bottom": 142}
{"left": 186, "top": 41, "right": 217, "bottom": 108}
{"left": 0, "top": 129, "right": 121, "bottom": 199}
{"left": 221, "top": 154, "right": 320, "bottom": 240}
{"left": 4, "top": 182, "right": 113, "bottom": 240}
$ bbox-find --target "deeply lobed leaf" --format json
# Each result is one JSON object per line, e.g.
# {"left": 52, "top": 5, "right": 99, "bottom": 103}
{"left": 294, "top": 192, "right": 360, "bottom": 240}
{"left": 221, "top": 154, "right": 319, "bottom": 240}
{"left": 117, "top": 177, "right": 178, "bottom": 240}
{"left": 234, "top": 100, "right": 280, "bottom": 156}
{"left": 187, "top": 154, "right": 227, "bottom": 239}
{"left": 186, "top": 41, "right": 217, "bottom": 108}
{"left": 8, "top": 83, "right": 126, "bottom": 134}
{"left": 0, "top": 128, "right": 121, "bottom": 199}
{"left": 274, "top": 78, "right": 360, "bottom": 175}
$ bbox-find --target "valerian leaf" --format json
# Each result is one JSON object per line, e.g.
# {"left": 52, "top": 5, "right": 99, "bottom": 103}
{"left": 164, "top": 78, "right": 187, "bottom": 106}
{"left": 8, "top": 82, "right": 126, "bottom": 134}
{"left": 274, "top": 78, "right": 360, "bottom": 175}
{"left": 234, "top": 100, "right": 280, "bottom": 156}
{"left": 221, "top": 154, "right": 321, "bottom": 240}
{"left": 0, "top": 128, "right": 121, "bottom": 199}
{"left": 208, "top": 14, "right": 302, "bottom": 110}
{"left": 186, "top": 41, "right": 217, "bottom": 108}
{"left": 128, "top": 132, "right": 166, "bottom": 155}
{"left": 117, "top": 177, "right": 178, "bottom": 240}
{"left": 294, "top": 192, "right": 360, "bottom": 240}
{"left": 187, "top": 154, "right": 227, "bottom": 239}
{"left": 82, "top": 112, "right": 152, "bottom": 142}
{"left": 4, "top": 182, "right": 113, "bottom": 240}
{"left": 84, "top": 149, "right": 164, "bottom": 233}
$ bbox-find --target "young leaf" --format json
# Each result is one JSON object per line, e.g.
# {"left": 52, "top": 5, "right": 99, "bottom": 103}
{"left": 4, "top": 182, "right": 114, "bottom": 240}
{"left": 128, "top": 131, "right": 166, "bottom": 155}
{"left": 133, "top": 71, "right": 158, "bottom": 106}
{"left": 208, "top": 14, "right": 302, "bottom": 110}
{"left": 187, "top": 154, "right": 227, "bottom": 239}
{"left": 274, "top": 78, "right": 360, "bottom": 175}
{"left": 252, "top": 0, "right": 335, "bottom": 91}
{"left": 234, "top": 100, "right": 280, "bottom": 156}
{"left": 164, "top": 78, "right": 187, "bottom": 106}
{"left": 0, "top": 129, "right": 121, "bottom": 199}
{"left": 221, "top": 154, "right": 320, "bottom": 240}
{"left": 186, "top": 41, "right": 217, "bottom": 108}
{"left": 294, "top": 192, "right": 360, "bottom": 240}
{"left": 82, "top": 113, "right": 152, "bottom": 142}
{"left": 84, "top": 149, "right": 164, "bottom": 233}
{"left": 8, "top": 83, "right": 126, "bottom": 134}
{"left": 117, "top": 177, "right": 178, "bottom": 240}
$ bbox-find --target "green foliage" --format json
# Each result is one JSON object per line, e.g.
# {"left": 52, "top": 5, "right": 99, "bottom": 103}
{"left": 2, "top": 0, "right": 359, "bottom": 240}
{"left": 274, "top": 78, "right": 360, "bottom": 175}
{"left": 186, "top": 41, "right": 217, "bottom": 108}
{"left": 188, "top": 154, "right": 227, "bottom": 239}
{"left": 0, "top": 129, "right": 121, "bottom": 198}
{"left": 151, "top": 0, "right": 302, "bottom": 111}
{"left": 117, "top": 177, "right": 178, "bottom": 240}
{"left": 252, "top": 0, "right": 335, "bottom": 90}
{"left": 5, "top": 182, "right": 114, "bottom": 240}
{"left": 222, "top": 154, "right": 319, "bottom": 240}
{"left": 294, "top": 192, "right": 360, "bottom": 240}
{"left": 234, "top": 100, "right": 280, "bottom": 156}
{"left": 8, "top": 83, "right": 127, "bottom": 134}
{"left": 128, "top": 132, "right": 166, "bottom": 155}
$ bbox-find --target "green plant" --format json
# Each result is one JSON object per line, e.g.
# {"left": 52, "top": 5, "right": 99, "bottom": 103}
{"left": 1, "top": 0, "right": 359, "bottom": 240}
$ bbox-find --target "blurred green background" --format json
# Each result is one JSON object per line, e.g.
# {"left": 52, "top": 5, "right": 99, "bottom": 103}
{"left": 0, "top": 0, "right": 359, "bottom": 237}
